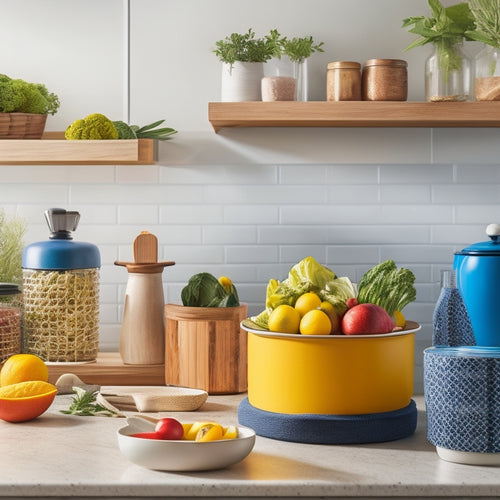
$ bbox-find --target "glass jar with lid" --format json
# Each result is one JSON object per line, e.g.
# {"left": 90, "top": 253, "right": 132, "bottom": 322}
{"left": 0, "top": 283, "right": 22, "bottom": 362}
{"left": 22, "top": 208, "right": 100, "bottom": 362}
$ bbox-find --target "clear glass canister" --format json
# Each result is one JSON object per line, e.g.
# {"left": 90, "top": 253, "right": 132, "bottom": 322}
{"left": 327, "top": 61, "right": 361, "bottom": 101}
{"left": 22, "top": 208, "right": 100, "bottom": 362}
{"left": 425, "top": 39, "right": 472, "bottom": 102}
{"left": 474, "top": 44, "right": 500, "bottom": 101}
{"left": 0, "top": 283, "right": 22, "bottom": 362}
{"left": 362, "top": 59, "right": 408, "bottom": 101}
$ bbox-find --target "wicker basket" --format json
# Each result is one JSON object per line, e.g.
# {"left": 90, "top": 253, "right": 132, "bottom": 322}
{"left": 0, "top": 112, "right": 47, "bottom": 139}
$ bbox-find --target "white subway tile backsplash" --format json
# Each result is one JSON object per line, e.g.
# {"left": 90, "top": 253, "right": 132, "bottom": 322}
{"left": 380, "top": 184, "right": 431, "bottom": 203}
{"left": 259, "top": 226, "right": 331, "bottom": 245}
{"left": 456, "top": 164, "right": 500, "bottom": 183}
{"left": 455, "top": 205, "right": 500, "bottom": 224}
{"left": 432, "top": 184, "right": 500, "bottom": 204}
{"left": 203, "top": 225, "right": 257, "bottom": 245}
{"left": 325, "top": 165, "right": 379, "bottom": 184}
{"left": 380, "top": 164, "right": 453, "bottom": 184}
{"left": 118, "top": 205, "right": 158, "bottom": 224}
{"left": 225, "top": 245, "right": 279, "bottom": 264}
{"left": 224, "top": 205, "right": 279, "bottom": 224}
{"left": 159, "top": 204, "right": 223, "bottom": 224}
{"left": 116, "top": 165, "right": 159, "bottom": 183}
{"left": 327, "top": 185, "right": 379, "bottom": 203}
{"left": 280, "top": 246, "right": 327, "bottom": 264}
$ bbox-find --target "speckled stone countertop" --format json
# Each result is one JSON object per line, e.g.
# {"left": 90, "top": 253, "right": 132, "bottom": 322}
{"left": 0, "top": 393, "right": 499, "bottom": 499}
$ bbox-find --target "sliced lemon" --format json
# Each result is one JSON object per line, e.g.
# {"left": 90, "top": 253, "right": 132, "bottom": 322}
{"left": 222, "top": 425, "right": 239, "bottom": 440}
{"left": 195, "top": 423, "right": 224, "bottom": 442}
{"left": 184, "top": 421, "right": 218, "bottom": 441}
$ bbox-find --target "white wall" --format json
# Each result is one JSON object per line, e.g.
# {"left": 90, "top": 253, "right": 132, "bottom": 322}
{"left": 2, "top": 0, "right": 500, "bottom": 392}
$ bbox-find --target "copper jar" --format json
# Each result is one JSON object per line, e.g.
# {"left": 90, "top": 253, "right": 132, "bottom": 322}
{"left": 362, "top": 59, "right": 408, "bottom": 101}
{"left": 327, "top": 61, "right": 361, "bottom": 101}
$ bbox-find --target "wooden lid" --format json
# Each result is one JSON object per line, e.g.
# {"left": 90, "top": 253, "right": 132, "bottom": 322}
{"left": 327, "top": 61, "right": 361, "bottom": 70}
{"left": 363, "top": 59, "right": 407, "bottom": 68}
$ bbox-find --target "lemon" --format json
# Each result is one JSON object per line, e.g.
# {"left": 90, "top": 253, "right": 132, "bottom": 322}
{"left": 319, "top": 301, "right": 340, "bottom": 334}
{"left": 222, "top": 425, "right": 239, "bottom": 440}
{"left": 394, "top": 310, "right": 406, "bottom": 328}
{"left": 0, "top": 354, "right": 49, "bottom": 387}
{"left": 195, "top": 423, "right": 224, "bottom": 442}
{"left": 268, "top": 305, "right": 301, "bottom": 334}
{"left": 299, "top": 309, "right": 332, "bottom": 336}
{"left": 218, "top": 276, "right": 233, "bottom": 292}
{"left": 294, "top": 292, "right": 322, "bottom": 317}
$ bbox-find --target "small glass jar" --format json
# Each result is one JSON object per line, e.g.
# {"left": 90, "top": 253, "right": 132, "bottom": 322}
{"left": 362, "top": 59, "right": 408, "bottom": 101}
{"left": 0, "top": 283, "right": 22, "bottom": 363}
{"left": 327, "top": 61, "right": 361, "bottom": 101}
{"left": 425, "top": 39, "right": 472, "bottom": 102}
{"left": 474, "top": 44, "right": 500, "bottom": 101}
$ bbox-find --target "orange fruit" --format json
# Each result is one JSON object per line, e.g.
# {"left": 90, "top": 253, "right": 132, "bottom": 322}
{"left": 0, "top": 354, "right": 48, "bottom": 387}
{"left": 294, "top": 292, "right": 322, "bottom": 317}
{"left": 0, "top": 380, "right": 57, "bottom": 422}
{"left": 195, "top": 423, "right": 224, "bottom": 442}
{"left": 299, "top": 309, "right": 332, "bottom": 336}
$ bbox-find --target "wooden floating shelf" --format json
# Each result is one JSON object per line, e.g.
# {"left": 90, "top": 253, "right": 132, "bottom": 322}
{"left": 0, "top": 132, "right": 155, "bottom": 165}
{"left": 208, "top": 101, "right": 500, "bottom": 132}
{"left": 47, "top": 352, "right": 165, "bottom": 386}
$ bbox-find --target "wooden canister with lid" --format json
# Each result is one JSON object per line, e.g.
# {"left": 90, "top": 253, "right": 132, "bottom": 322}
{"left": 327, "top": 61, "right": 361, "bottom": 101}
{"left": 362, "top": 59, "right": 408, "bottom": 101}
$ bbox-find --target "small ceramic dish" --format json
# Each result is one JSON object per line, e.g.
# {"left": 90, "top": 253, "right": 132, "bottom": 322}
{"left": 117, "top": 417, "right": 256, "bottom": 471}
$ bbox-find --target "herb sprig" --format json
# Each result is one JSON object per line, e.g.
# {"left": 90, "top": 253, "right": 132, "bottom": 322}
{"left": 60, "top": 387, "right": 122, "bottom": 417}
{"left": 466, "top": 0, "right": 500, "bottom": 48}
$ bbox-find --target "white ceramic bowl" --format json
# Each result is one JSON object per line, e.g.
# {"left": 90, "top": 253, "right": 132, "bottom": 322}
{"left": 117, "top": 417, "right": 256, "bottom": 471}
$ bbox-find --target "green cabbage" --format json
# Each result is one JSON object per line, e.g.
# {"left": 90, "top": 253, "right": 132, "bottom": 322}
{"left": 252, "top": 256, "right": 355, "bottom": 329}
{"left": 181, "top": 272, "right": 239, "bottom": 307}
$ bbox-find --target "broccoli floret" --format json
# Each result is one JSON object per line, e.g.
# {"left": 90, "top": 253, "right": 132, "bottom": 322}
{"left": 65, "top": 113, "right": 119, "bottom": 140}
{"left": 357, "top": 259, "right": 416, "bottom": 316}
{"left": 0, "top": 74, "right": 60, "bottom": 115}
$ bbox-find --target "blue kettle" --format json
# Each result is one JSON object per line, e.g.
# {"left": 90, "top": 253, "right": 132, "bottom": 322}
{"left": 454, "top": 224, "right": 500, "bottom": 347}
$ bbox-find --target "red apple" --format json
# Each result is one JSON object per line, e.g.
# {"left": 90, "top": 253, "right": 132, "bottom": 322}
{"left": 341, "top": 303, "right": 394, "bottom": 335}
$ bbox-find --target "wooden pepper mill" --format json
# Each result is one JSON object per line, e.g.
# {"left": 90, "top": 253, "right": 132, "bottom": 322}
{"left": 115, "top": 231, "right": 174, "bottom": 365}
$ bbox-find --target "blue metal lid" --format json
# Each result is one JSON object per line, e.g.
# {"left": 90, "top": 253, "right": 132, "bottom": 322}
{"left": 455, "top": 224, "right": 500, "bottom": 256}
{"left": 22, "top": 208, "right": 100, "bottom": 270}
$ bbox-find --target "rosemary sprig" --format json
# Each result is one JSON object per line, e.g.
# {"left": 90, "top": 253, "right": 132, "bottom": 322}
{"left": 60, "top": 387, "right": 121, "bottom": 417}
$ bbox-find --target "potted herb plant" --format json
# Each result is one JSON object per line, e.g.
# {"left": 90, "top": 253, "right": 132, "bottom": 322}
{"left": 262, "top": 32, "right": 324, "bottom": 102}
{"left": 403, "top": 0, "right": 475, "bottom": 102}
{"left": 0, "top": 74, "right": 59, "bottom": 138}
{"left": 466, "top": 0, "right": 500, "bottom": 100}
{"left": 213, "top": 28, "right": 280, "bottom": 101}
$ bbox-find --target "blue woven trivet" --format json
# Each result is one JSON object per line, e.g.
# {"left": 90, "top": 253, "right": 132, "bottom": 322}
{"left": 238, "top": 397, "right": 417, "bottom": 444}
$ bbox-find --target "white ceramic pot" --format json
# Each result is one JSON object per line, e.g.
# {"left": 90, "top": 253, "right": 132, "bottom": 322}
{"left": 221, "top": 61, "right": 264, "bottom": 102}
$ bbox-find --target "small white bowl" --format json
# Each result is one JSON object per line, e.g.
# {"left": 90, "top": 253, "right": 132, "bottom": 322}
{"left": 117, "top": 417, "right": 256, "bottom": 471}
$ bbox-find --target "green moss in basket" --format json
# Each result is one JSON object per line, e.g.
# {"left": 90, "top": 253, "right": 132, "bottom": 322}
{"left": 0, "top": 74, "right": 59, "bottom": 115}
{"left": 181, "top": 273, "right": 240, "bottom": 307}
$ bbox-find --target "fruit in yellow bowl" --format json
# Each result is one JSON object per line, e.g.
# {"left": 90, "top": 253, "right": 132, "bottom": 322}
{"left": 0, "top": 380, "right": 57, "bottom": 422}
{"left": 299, "top": 309, "right": 331, "bottom": 335}
{"left": 268, "top": 304, "right": 300, "bottom": 334}
{"left": 294, "top": 292, "right": 321, "bottom": 317}
{"left": 0, "top": 353, "right": 49, "bottom": 387}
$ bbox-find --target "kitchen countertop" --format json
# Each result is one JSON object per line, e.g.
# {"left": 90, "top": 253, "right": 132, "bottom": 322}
{"left": 0, "top": 393, "right": 499, "bottom": 499}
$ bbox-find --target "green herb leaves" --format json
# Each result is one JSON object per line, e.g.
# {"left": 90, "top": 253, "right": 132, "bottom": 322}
{"left": 214, "top": 28, "right": 324, "bottom": 65}
{"left": 113, "top": 119, "right": 177, "bottom": 141}
{"left": 466, "top": 0, "right": 500, "bottom": 48}
{"left": 403, "top": 0, "right": 475, "bottom": 51}
{"left": 181, "top": 273, "right": 240, "bottom": 308}
{"left": 60, "top": 387, "right": 121, "bottom": 417}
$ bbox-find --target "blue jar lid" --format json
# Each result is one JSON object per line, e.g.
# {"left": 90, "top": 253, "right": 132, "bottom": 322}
{"left": 455, "top": 224, "right": 500, "bottom": 256}
{"left": 22, "top": 208, "right": 100, "bottom": 270}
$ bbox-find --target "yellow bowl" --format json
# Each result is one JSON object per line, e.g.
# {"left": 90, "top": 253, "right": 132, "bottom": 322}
{"left": 242, "top": 319, "right": 420, "bottom": 415}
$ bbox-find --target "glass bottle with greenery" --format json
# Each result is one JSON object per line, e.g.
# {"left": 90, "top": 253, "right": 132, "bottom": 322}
{"left": 403, "top": 0, "right": 475, "bottom": 101}
{"left": 466, "top": 0, "right": 500, "bottom": 100}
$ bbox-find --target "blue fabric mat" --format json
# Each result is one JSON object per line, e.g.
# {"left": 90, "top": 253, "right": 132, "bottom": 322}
{"left": 238, "top": 398, "right": 417, "bottom": 444}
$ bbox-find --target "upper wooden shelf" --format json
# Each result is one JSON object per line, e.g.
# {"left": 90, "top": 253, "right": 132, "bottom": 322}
{"left": 0, "top": 131, "right": 155, "bottom": 165}
{"left": 208, "top": 101, "right": 500, "bottom": 132}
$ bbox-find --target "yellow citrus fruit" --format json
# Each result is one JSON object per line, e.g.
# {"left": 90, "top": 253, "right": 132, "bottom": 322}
{"left": 299, "top": 309, "right": 332, "bottom": 335}
{"left": 319, "top": 301, "right": 340, "bottom": 334}
{"left": 0, "top": 354, "right": 49, "bottom": 387}
{"left": 294, "top": 292, "right": 322, "bottom": 317}
{"left": 184, "top": 421, "right": 218, "bottom": 441}
{"left": 195, "top": 423, "right": 224, "bottom": 442}
{"left": 218, "top": 276, "right": 232, "bottom": 292}
{"left": 222, "top": 425, "right": 239, "bottom": 440}
{"left": 0, "top": 380, "right": 57, "bottom": 422}
{"left": 394, "top": 310, "right": 406, "bottom": 328}
{"left": 268, "top": 305, "right": 301, "bottom": 334}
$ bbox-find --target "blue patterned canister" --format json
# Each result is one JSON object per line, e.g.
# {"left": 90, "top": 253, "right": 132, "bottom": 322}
{"left": 424, "top": 346, "right": 500, "bottom": 453}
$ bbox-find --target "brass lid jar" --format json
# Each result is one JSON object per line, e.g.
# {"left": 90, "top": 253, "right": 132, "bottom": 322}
{"left": 327, "top": 61, "right": 361, "bottom": 101}
{"left": 362, "top": 59, "right": 408, "bottom": 101}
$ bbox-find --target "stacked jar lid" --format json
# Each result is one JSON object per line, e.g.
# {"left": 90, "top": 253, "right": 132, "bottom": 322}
{"left": 327, "top": 59, "right": 407, "bottom": 101}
